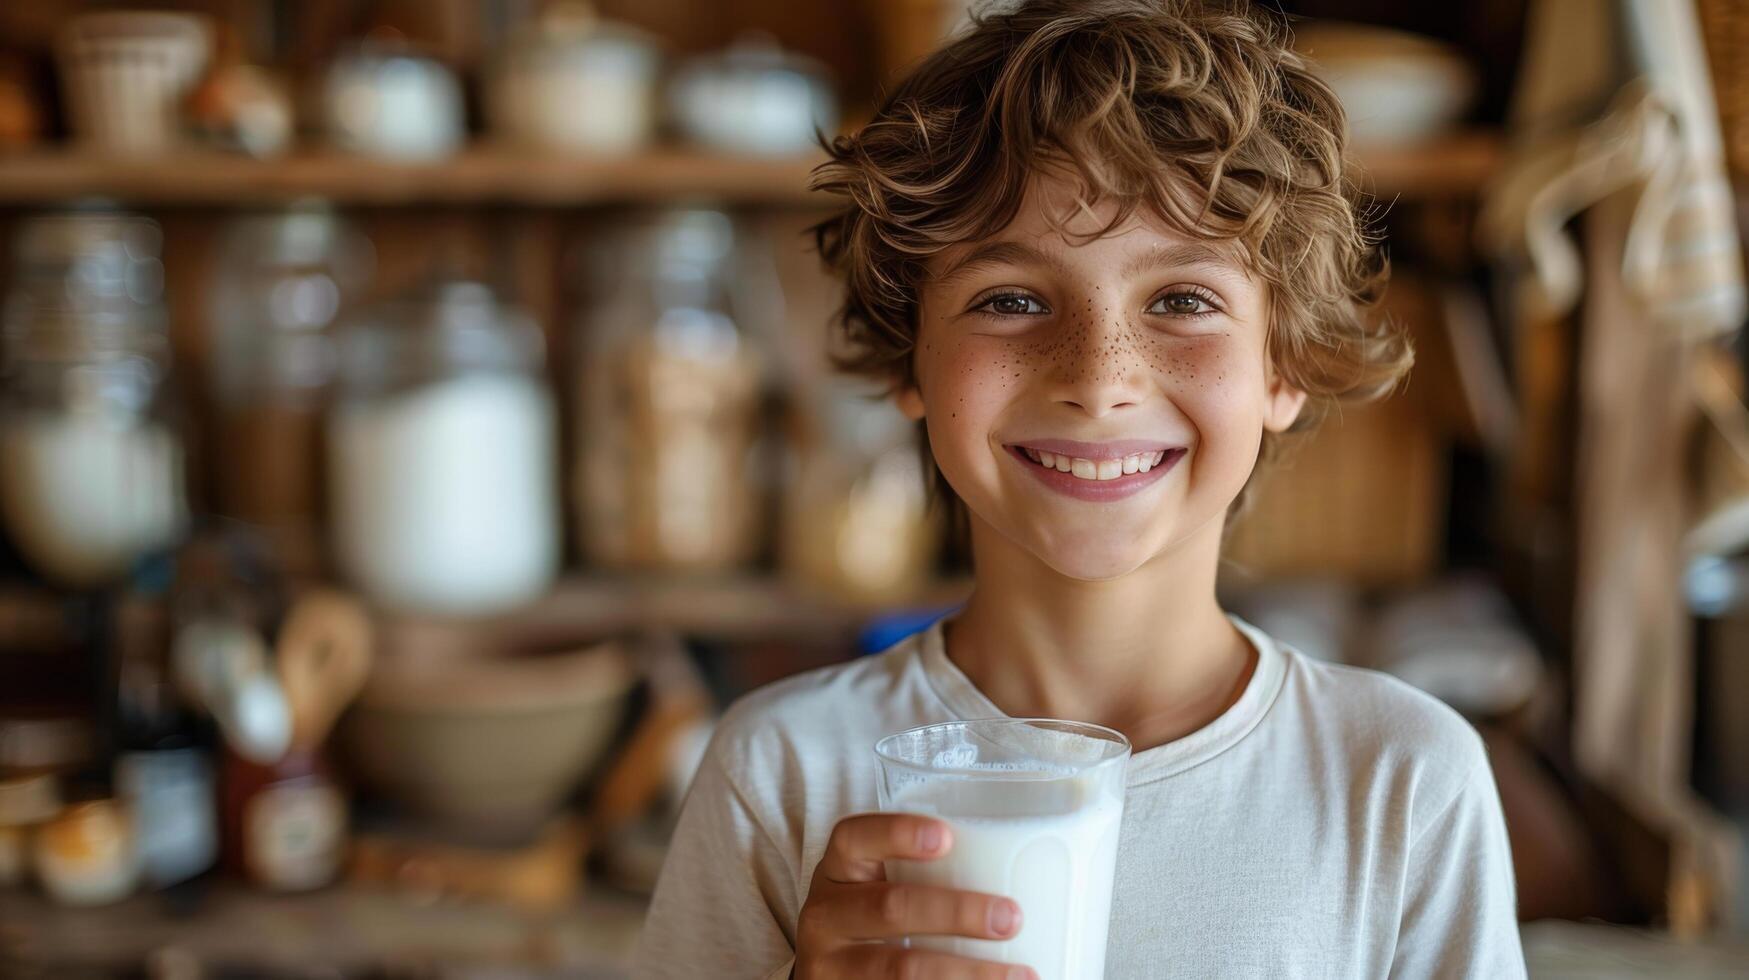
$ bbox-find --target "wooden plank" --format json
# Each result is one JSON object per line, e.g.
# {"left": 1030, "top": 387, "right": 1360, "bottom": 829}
{"left": 0, "top": 883, "right": 646, "bottom": 976}
{"left": 0, "top": 148, "right": 832, "bottom": 208}
{"left": 1348, "top": 130, "right": 1505, "bottom": 200}
{"left": 0, "top": 575, "right": 974, "bottom": 652}
{"left": 0, "top": 132, "right": 1502, "bottom": 208}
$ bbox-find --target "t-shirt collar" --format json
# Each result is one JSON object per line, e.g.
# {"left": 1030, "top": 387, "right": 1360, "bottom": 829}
{"left": 913, "top": 613, "right": 1288, "bottom": 786}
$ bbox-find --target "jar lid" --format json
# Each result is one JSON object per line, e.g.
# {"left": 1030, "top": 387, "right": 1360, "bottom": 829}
{"left": 585, "top": 207, "right": 735, "bottom": 280}
{"left": 337, "top": 278, "right": 544, "bottom": 388}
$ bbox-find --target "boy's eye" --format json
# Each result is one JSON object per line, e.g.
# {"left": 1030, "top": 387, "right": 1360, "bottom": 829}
{"left": 974, "top": 292, "right": 1049, "bottom": 317}
{"left": 1148, "top": 290, "right": 1219, "bottom": 318}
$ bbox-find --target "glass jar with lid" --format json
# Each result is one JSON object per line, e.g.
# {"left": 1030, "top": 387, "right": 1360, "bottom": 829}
{"left": 574, "top": 209, "right": 768, "bottom": 572}
{"left": 0, "top": 211, "right": 188, "bottom": 588}
{"left": 328, "top": 278, "right": 559, "bottom": 615}
{"left": 208, "top": 203, "right": 369, "bottom": 572}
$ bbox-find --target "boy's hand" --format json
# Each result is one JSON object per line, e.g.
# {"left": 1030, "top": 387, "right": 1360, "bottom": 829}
{"left": 795, "top": 813, "right": 1035, "bottom": 980}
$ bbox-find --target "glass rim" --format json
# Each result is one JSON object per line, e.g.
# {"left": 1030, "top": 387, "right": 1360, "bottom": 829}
{"left": 873, "top": 717, "right": 1131, "bottom": 780}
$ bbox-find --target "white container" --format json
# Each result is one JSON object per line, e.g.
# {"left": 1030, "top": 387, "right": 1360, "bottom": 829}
{"left": 330, "top": 282, "right": 559, "bottom": 615}
{"left": 57, "top": 12, "right": 210, "bottom": 155}
{"left": 322, "top": 45, "right": 464, "bottom": 160}
{"left": 668, "top": 34, "right": 838, "bottom": 156}
{"left": 876, "top": 719, "right": 1130, "bottom": 980}
{"left": 488, "top": 6, "right": 660, "bottom": 155}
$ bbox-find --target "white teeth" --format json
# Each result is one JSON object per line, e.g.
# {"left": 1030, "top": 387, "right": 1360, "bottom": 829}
{"left": 1021, "top": 446, "right": 1177, "bottom": 481}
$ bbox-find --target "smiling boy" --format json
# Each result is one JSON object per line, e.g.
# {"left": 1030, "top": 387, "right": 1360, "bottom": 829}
{"left": 635, "top": 1, "right": 1523, "bottom": 977}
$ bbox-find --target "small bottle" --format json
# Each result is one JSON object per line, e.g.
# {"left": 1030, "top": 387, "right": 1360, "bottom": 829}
{"left": 114, "top": 653, "right": 217, "bottom": 888}
{"left": 220, "top": 743, "right": 345, "bottom": 891}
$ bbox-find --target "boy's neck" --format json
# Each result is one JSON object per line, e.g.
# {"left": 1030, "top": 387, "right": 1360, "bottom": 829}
{"left": 943, "top": 513, "right": 1255, "bottom": 752}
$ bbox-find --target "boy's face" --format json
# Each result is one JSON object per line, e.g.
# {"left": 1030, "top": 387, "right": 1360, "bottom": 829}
{"left": 899, "top": 175, "right": 1305, "bottom": 581}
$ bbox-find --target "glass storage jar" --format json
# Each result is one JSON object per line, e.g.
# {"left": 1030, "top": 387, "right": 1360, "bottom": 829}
{"left": 208, "top": 203, "right": 370, "bottom": 572}
{"left": 574, "top": 209, "right": 767, "bottom": 572}
{"left": 328, "top": 279, "right": 559, "bottom": 615}
{"left": 0, "top": 211, "right": 187, "bottom": 588}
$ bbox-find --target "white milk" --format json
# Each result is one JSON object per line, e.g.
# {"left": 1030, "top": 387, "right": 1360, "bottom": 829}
{"left": 887, "top": 775, "right": 1124, "bottom": 980}
{"left": 0, "top": 415, "right": 186, "bottom": 587}
{"left": 330, "top": 373, "right": 559, "bottom": 615}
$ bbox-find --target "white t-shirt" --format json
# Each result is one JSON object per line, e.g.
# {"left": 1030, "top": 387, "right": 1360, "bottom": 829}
{"left": 635, "top": 617, "right": 1525, "bottom": 979}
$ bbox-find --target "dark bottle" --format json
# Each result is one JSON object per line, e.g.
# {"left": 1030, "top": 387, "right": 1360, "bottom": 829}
{"left": 113, "top": 653, "right": 217, "bottom": 888}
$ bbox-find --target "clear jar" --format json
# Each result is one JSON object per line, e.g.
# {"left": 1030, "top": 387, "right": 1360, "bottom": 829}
{"left": 328, "top": 279, "right": 559, "bottom": 615}
{"left": 574, "top": 209, "right": 766, "bottom": 572}
{"left": 782, "top": 381, "right": 938, "bottom": 603}
{"left": 208, "top": 204, "right": 369, "bottom": 571}
{"left": 0, "top": 212, "right": 188, "bottom": 588}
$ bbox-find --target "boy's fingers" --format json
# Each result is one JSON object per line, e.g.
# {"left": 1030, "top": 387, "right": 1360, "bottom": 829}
{"left": 828, "top": 944, "right": 1037, "bottom": 980}
{"left": 816, "top": 813, "right": 953, "bottom": 883}
{"left": 802, "top": 882, "right": 1021, "bottom": 943}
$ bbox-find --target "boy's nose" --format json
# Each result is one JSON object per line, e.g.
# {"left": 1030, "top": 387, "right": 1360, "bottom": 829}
{"left": 1047, "top": 315, "right": 1150, "bottom": 418}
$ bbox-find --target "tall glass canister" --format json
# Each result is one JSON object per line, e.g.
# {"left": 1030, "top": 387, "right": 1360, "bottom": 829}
{"left": 574, "top": 209, "right": 765, "bottom": 573}
{"left": 328, "top": 279, "right": 560, "bottom": 615}
{"left": 0, "top": 212, "right": 188, "bottom": 588}
{"left": 208, "top": 204, "right": 369, "bottom": 573}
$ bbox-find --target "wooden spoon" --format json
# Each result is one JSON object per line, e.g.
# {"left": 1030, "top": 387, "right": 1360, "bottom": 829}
{"left": 276, "top": 589, "right": 374, "bottom": 752}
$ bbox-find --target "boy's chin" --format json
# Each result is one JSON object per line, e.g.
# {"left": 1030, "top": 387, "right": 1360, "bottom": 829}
{"left": 1030, "top": 540, "right": 1156, "bottom": 582}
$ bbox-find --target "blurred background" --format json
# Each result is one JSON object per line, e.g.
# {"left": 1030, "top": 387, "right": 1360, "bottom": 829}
{"left": 1, "top": 0, "right": 1749, "bottom": 976}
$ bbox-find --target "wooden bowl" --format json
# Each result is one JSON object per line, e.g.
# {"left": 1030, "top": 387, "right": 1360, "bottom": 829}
{"left": 342, "top": 621, "right": 636, "bottom": 838}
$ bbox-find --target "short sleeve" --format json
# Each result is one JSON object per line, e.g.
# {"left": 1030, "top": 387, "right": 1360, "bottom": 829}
{"left": 1390, "top": 756, "right": 1526, "bottom": 979}
{"left": 634, "top": 732, "right": 800, "bottom": 980}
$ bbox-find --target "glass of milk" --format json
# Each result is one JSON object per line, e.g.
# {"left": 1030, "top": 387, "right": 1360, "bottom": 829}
{"left": 875, "top": 718, "right": 1130, "bottom": 980}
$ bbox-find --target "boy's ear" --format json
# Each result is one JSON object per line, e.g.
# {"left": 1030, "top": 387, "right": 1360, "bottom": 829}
{"left": 1262, "top": 373, "right": 1307, "bottom": 434}
{"left": 895, "top": 384, "right": 926, "bottom": 421}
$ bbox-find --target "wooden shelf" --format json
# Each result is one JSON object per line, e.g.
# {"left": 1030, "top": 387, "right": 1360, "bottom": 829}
{"left": 0, "top": 146, "right": 830, "bottom": 208}
{"left": 376, "top": 574, "right": 974, "bottom": 643}
{"left": 0, "top": 132, "right": 1502, "bottom": 208}
{"left": 0, "top": 575, "right": 974, "bottom": 652}
{"left": 0, "top": 883, "right": 646, "bottom": 976}
{"left": 1349, "top": 130, "right": 1504, "bottom": 200}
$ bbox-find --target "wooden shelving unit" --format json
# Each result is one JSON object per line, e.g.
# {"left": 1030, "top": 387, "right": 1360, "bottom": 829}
{"left": 0, "top": 132, "right": 1503, "bottom": 208}
{"left": 1349, "top": 130, "right": 1504, "bottom": 200}
{"left": 0, "top": 147, "right": 828, "bottom": 208}
{"left": 0, "top": 575, "right": 975, "bottom": 653}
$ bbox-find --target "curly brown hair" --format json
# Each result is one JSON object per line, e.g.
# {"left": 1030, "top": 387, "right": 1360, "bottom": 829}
{"left": 809, "top": 0, "right": 1412, "bottom": 529}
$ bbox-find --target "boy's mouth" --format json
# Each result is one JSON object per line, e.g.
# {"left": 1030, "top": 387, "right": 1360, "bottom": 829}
{"left": 1005, "top": 439, "right": 1187, "bottom": 482}
{"left": 1013, "top": 446, "right": 1170, "bottom": 481}
{"left": 1002, "top": 441, "right": 1187, "bottom": 501}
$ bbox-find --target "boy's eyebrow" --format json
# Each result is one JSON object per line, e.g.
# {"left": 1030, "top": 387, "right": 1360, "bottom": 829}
{"left": 931, "top": 239, "right": 1250, "bottom": 287}
{"left": 931, "top": 241, "right": 1071, "bottom": 285}
{"left": 1121, "top": 242, "right": 1252, "bottom": 282}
